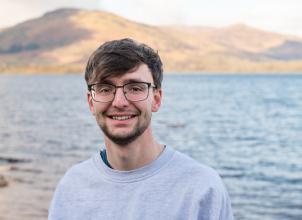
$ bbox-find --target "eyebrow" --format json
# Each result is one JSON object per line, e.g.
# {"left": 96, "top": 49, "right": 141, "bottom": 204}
{"left": 100, "top": 78, "right": 145, "bottom": 85}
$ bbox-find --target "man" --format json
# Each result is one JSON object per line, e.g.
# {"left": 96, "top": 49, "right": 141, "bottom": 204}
{"left": 49, "top": 38, "right": 234, "bottom": 220}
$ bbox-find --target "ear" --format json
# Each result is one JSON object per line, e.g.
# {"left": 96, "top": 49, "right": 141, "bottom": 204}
{"left": 151, "top": 89, "right": 162, "bottom": 112}
{"left": 87, "top": 92, "right": 95, "bottom": 115}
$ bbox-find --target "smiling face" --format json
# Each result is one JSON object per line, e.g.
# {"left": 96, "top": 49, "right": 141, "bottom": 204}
{"left": 87, "top": 64, "right": 162, "bottom": 145}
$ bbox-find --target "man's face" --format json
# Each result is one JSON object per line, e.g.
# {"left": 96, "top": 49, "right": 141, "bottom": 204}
{"left": 87, "top": 64, "right": 162, "bottom": 145}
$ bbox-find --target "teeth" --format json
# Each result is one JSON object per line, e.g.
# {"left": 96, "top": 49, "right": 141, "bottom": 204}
{"left": 112, "top": 116, "right": 132, "bottom": 120}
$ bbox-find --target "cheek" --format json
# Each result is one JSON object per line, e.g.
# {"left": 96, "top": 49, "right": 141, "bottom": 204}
{"left": 92, "top": 103, "right": 108, "bottom": 117}
{"left": 145, "top": 99, "right": 154, "bottom": 112}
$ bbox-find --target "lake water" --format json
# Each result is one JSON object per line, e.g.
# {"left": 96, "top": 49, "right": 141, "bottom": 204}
{"left": 0, "top": 73, "right": 302, "bottom": 220}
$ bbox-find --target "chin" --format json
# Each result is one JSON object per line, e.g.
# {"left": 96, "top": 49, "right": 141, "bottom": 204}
{"left": 99, "top": 117, "right": 151, "bottom": 146}
{"left": 109, "top": 137, "right": 136, "bottom": 146}
{"left": 104, "top": 127, "right": 146, "bottom": 146}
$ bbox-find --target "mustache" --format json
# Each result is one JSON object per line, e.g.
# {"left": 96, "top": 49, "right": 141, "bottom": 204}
{"left": 105, "top": 109, "right": 140, "bottom": 115}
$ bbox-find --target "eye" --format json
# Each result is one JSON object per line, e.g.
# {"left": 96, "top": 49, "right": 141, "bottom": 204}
{"left": 127, "top": 84, "right": 146, "bottom": 93}
{"left": 100, "top": 88, "right": 111, "bottom": 93}
{"left": 131, "top": 86, "right": 143, "bottom": 92}
{"left": 96, "top": 85, "right": 114, "bottom": 95}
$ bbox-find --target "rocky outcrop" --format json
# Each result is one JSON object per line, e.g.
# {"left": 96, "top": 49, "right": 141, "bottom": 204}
{"left": 0, "top": 175, "right": 8, "bottom": 187}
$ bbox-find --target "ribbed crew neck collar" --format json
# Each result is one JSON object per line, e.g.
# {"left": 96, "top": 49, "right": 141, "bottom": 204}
{"left": 93, "top": 146, "right": 175, "bottom": 183}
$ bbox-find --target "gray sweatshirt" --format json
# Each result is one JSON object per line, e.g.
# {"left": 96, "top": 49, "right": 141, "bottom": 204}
{"left": 49, "top": 146, "right": 234, "bottom": 220}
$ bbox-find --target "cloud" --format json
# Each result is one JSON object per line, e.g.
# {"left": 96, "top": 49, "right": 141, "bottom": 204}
{"left": 0, "top": 0, "right": 99, "bottom": 27}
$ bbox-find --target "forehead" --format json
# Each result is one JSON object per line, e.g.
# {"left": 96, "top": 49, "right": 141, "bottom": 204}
{"left": 104, "top": 64, "right": 153, "bottom": 84}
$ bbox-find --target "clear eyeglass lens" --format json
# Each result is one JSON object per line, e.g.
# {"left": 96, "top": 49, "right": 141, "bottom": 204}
{"left": 92, "top": 84, "right": 114, "bottom": 102}
{"left": 125, "top": 83, "right": 148, "bottom": 101}
{"left": 92, "top": 82, "right": 149, "bottom": 102}
{"left": 95, "top": 84, "right": 115, "bottom": 96}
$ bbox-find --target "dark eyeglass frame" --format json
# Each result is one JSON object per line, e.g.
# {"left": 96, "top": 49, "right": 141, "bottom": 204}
{"left": 87, "top": 82, "right": 157, "bottom": 103}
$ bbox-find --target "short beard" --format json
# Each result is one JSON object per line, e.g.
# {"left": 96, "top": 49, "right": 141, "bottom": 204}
{"left": 101, "top": 124, "right": 146, "bottom": 145}
{"left": 97, "top": 113, "right": 151, "bottom": 146}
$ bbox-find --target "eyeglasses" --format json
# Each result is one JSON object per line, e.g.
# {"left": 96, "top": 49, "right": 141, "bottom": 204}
{"left": 88, "top": 82, "right": 157, "bottom": 103}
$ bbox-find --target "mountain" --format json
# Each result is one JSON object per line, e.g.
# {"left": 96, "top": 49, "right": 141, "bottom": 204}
{"left": 0, "top": 8, "right": 301, "bottom": 73}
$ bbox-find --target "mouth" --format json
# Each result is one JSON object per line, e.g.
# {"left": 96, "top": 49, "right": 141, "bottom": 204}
{"left": 107, "top": 114, "right": 137, "bottom": 121}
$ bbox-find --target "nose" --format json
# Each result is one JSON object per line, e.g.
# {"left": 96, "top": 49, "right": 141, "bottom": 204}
{"left": 111, "top": 87, "right": 129, "bottom": 108}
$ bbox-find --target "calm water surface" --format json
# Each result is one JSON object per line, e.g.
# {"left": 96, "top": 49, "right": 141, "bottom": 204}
{"left": 0, "top": 74, "right": 302, "bottom": 220}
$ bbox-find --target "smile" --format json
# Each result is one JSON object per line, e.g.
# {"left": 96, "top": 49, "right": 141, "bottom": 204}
{"left": 109, "top": 115, "right": 136, "bottom": 121}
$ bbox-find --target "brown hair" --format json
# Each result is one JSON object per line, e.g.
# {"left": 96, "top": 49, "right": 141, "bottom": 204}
{"left": 84, "top": 38, "right": 163, "bottom": 88}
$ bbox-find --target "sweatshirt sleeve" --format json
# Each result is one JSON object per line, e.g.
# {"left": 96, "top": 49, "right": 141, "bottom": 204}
{"left": 48, "top": 180, "right": 66, "bottom": 220}
{"left": 48, "top": 169, "right": 77, "bottom": 220}
{"left": 197, "top": 183, "right": 234, "bottom": 220}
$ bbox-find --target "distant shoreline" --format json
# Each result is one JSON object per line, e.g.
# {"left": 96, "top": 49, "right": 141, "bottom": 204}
{"left": 1, "top": 70, "right": 302, "bottom": 75}
{"left": 1, "top": 66, "right": 302, "bottom": 75}
{"left": 1, "top": 8, "right": 302, "bottom": 78}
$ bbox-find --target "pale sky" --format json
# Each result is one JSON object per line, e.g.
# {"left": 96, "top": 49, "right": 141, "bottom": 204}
{"left": 0, "top": 0, "right": 301, "bottom": 36}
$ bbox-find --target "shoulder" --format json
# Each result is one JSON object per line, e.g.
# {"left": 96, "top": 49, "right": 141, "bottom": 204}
{"left": 169, "top": 150, "right": 234, "bottom": 219}
{"left": 49, "top": 154, "right": 101, "bottom": 219}
{"left": 168, "top": 150, "right": 226, "bottom": 191}
{"left": 56, "top": 154, "right": 98, "bottom": 189}
{"left": 171, "top": 150, "right": 220, "bottom": 178}
{"left": 49, "top": 154, "right": 98, "bottom": 205}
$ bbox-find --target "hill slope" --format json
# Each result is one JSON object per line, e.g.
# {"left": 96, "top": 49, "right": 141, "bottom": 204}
{"left": 0, "top": 8, "right": 301, "bottom": 73}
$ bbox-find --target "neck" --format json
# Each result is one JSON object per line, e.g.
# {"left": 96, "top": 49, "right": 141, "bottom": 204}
{"left": 104, "top": 128, "right": 164, "bottom": 171}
